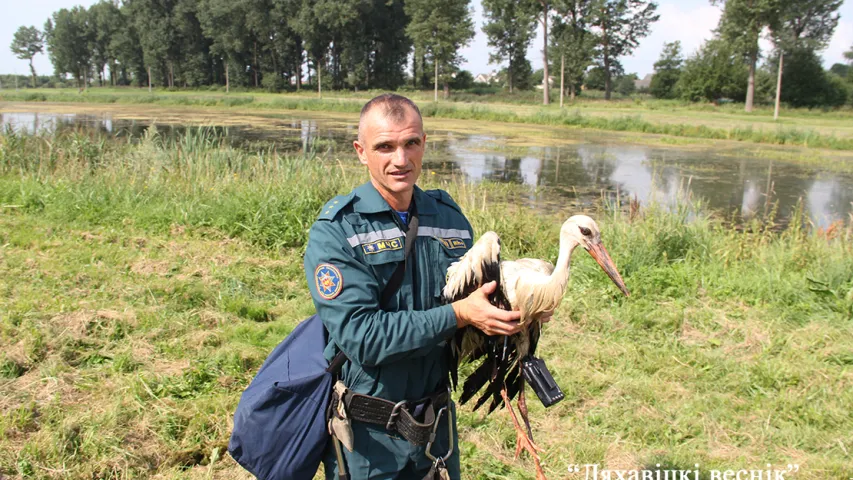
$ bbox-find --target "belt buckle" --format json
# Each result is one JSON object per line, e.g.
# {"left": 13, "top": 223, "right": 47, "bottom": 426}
{"left": 386, "top": 399, "right": 408, "bottom": 431}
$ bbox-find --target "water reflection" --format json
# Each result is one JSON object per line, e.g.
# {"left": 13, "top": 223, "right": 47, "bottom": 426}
{"left": 2, "top": 111, "right": 851, "bottom": 227}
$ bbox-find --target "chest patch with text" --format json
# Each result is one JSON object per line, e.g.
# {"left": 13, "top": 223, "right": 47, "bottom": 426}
{"left": 439, "top": 238, "right": 466, "bottom": 249}
{"left": 362, "top": 238, "right": 403, "bottom": 254}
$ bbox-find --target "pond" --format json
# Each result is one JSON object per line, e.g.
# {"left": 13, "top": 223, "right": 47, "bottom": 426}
{"left": 2, "top": 108, "right": 851, "bottom": 228}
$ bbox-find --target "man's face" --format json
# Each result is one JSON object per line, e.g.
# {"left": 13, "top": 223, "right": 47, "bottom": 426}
{"left": 353, "top": 106, "right": 426, "bottom": 206}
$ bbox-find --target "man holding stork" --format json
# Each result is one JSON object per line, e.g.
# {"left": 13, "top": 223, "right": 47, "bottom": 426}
{"left": 304, "top": 94, "right": 522, "bottom": 479}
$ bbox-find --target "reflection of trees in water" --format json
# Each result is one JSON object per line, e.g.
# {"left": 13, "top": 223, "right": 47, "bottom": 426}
{"left": 4, "top": 112, "right": 851, "bottom": 225}
{"left": 807, "top": 178, "right": 853, "bottom": 226}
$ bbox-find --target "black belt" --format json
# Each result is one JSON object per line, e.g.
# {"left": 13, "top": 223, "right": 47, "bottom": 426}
{"left": 333, "top": 387, "right": 450, "bottom": 446}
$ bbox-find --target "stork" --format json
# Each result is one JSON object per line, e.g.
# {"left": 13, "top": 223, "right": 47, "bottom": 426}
{"left": 443, "top": 215, "right": 630, "bottom": 480}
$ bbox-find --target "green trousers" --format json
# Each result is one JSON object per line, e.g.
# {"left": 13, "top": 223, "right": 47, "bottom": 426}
{"left": 323, "top": 403, "right": 461, "bottom": 480}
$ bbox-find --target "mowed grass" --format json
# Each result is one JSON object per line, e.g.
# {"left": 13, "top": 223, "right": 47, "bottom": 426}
{"left": 1, "top": 129, "right": 852, "bottom": 479}
{"left": 3, "top": 87, "right": 853, "bottom": 150}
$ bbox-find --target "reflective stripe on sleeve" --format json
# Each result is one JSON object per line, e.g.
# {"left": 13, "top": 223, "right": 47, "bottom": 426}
{"left": 346, "top": 227, "right": 405, "bottom": 247}
{"left": 417, "top": 226, "right": 472, "bottom": 239}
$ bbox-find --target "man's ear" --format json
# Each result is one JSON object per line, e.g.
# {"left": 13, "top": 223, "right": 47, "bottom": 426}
{"left": 353, "top": 140, "right": 367, "bottom": 165}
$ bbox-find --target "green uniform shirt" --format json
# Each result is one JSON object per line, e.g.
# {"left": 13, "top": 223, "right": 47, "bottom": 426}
{"left": 304, "top": 182, "right": 473, "bottom": 402}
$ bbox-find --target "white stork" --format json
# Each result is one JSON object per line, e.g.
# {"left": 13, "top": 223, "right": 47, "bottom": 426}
{"left": 443, "top": 215, "right": 629, "bottom": 480}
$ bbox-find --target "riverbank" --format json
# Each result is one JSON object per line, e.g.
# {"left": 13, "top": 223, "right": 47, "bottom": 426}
{"left": 1, "top": 129, "right": 851, "bottom": 479}
{"left": 4, "top": 102, "right": 853, "bottom": 179}
{"left": 3, "top": 87, "right": 853, "bottom": 150}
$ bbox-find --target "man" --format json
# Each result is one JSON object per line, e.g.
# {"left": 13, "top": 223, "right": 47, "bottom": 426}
{"left": 304, "top": 94, "right": 521, "bottom": 479}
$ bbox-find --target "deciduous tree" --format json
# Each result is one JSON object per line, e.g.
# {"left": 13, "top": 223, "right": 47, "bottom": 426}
{"left": 10, "top": 26, "right": 44, "bottom": 88}
{"left": 771, "top": 0, "right": 841, "bottom": 51}
{"left": 88, "top": 1, "right": 123, "bottom": 86}
{"left": 712, "top": 0, "right": 778, "bottom": 112}
{"left": 535, "top": 0, "right": 551, "bottom": 104}
{"left": 482, "top": 0, "right": 537, "bottom": 93}
{"left": 44, "top": 7, "right": 93, "bottom": 88}
{"left": 675, "top": 39, "right": 748, "bottom": 102}
{"left": 405, "top": 0, "right": 474, "bottom": 100}
{"left": 551, "top": 0, "right": 596, "bottom": 103}
{"left": 197, "top": 0, "right": 251, "bottom": 92}
{"left": 589, "top": 0, "right": 659, "bottom": 100}
{"left": 649, "top": 40, "right": 682, "bottom": 99}
{"left": 290, "top": 0, "right": 332, "bottom": 96}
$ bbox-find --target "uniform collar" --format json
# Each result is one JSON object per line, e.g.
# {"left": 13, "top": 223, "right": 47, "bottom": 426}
{"left": 352, "top": 182, "right": 438, "bottom": 216}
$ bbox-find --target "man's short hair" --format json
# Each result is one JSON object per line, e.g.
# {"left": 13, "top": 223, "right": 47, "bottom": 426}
{"left": 358, "top": 94, "right": 423, "bottom": 142}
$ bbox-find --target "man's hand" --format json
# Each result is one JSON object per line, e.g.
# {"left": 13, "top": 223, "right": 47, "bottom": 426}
{"left": 452, "top": 281, "right": 522, "bottom": 336}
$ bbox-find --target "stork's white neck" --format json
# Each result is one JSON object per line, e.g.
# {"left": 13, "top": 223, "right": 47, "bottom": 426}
{"left": 551, "top": 233, "right": 581, "bottom": 292}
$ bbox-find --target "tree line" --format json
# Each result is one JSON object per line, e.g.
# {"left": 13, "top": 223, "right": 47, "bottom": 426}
{"left": 647, "top": 0, "right": 851, "bottom": 109}
{"left": 8, "top": 0, "right": 853, "bottom": 108}
{"left": 10, "top": 0, "right": 472, "bottom": 97}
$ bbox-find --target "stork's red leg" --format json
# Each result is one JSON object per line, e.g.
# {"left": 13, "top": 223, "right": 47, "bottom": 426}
{"left": 518, "top": 381, "right": 534, "bottom": 442}
{"left": 501, "top": 386, "right": 546, "bottom": 480}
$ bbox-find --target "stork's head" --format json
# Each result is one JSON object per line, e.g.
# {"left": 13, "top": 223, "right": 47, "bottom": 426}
{"left": 561, "top": 215, "right": 630, "bottom": 296}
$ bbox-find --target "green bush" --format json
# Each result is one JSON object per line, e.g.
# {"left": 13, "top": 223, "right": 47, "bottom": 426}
{"left": 676, "top": 39, "right": 748, "bottom": 102}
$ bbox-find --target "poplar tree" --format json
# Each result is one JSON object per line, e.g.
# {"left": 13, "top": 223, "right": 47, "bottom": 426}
{"left": 589, "top": 0, "right": 659, "bottom": 100}
{"left": 110, "top": 6, "right": 146, "bottom": 86}
{"left": 712, "top": 0, "right": 778, "bottom": 112}
{"left": 482, "top": 0, "right": 537, "bottom": 93}
{"left": 125, "top": 0, "right": 180, "bottom": 89}
{"left": 768, "top": 0, "right": 842, "bottom": 114}
{"left": 771, "top": 0, "right": 841, "bottom": 51}
{"left": 551, "top": 0, "right": 596, "bottom": 102}
{"left": 405, "top": 0, "right": 474, "bottom": 101}
{"left": 44, "top": 7, "right": 93, "bottom": 88}
{"left": 173, "top": 0, "right": 215, "bottom": 87}
{"left": 197, "top": 0, "right": 250, "bottom": 92}
{"left": 534, "top": 0, "right": 551, "bottom": 104}
{"left": 290, "top": 0, "right": 332, "bottom": 97}
{"left": 10, "top": 26, "right": 44, "bottom": 88}
{"left": 88, "top": 1, "right": 122, "bottom": 86}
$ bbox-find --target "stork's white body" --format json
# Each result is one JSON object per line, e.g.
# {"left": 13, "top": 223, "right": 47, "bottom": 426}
{"left": 442, "top": 216, "right": 628, "bottom": 480}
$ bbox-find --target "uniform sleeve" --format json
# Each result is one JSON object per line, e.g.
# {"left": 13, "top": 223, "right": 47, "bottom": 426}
{"left": 304, "top": 219, "right": 458, "bottom": 367}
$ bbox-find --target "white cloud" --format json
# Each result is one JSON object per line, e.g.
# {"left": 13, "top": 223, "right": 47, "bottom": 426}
{"left": 823, "top": 18, "right": 852, "bottom": 67}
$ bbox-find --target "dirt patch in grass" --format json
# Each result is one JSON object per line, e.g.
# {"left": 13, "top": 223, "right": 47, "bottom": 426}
{"left": 4, "top": 366, "right": 83, "bottom": 408}
{"left": 147, "top": 358, "right": 190, "bottom": 377}
{"left": 131, "top": 259, "right": 174, "bottom": 277}
{"left": 604, "top": 441, "right": 642, "bottom": 471}
{"left": 49, "top": 309, "right": 136, "bottom": 339}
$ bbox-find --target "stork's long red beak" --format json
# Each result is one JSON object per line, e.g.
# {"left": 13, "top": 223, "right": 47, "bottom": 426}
{"left": 588, "top": 243, "right": 630, "bottom": 296}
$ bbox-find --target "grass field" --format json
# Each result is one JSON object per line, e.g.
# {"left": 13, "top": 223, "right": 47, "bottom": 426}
{"left": 1, "top": 128, "right": 852, "bottom": 479}
{"left": 2, "top": 87, "right": 853, "bottom": 150}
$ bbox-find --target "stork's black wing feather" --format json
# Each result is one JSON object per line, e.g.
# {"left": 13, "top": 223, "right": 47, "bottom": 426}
{"left": 441, "top": 232, "right": 521, "bottom": 413}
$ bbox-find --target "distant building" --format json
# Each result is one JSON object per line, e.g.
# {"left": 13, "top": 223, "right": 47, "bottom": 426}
{"left": 474, "top": 72, "right": 497, "bottom": 84}
{"left": 534, "top": 76, "right": 556, "bottom": 89}
{"left": 634, "top": 74, "right": 654, "bottom": 90}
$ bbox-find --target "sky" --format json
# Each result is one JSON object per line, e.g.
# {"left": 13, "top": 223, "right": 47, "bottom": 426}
{"left": 2, "top": 0, "right": 852, "bottom": 80}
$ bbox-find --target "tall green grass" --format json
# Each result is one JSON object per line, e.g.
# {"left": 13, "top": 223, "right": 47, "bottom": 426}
{"left": 1, "top": 129, "right": 852, "bottom": 479}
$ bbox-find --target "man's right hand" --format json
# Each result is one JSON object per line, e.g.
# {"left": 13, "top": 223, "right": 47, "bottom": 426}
{"left": 451, "top": 281, "right": 522, "bottom": 336}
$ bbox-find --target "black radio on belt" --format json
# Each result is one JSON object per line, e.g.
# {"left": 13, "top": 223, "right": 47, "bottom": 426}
{"left": 520, "top": 355, "right": 565, "bottom": 408}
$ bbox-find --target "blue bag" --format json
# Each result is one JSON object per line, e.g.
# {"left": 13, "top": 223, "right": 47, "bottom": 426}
{"left": 228, "top": 314, "right": 341, "bottom": 480}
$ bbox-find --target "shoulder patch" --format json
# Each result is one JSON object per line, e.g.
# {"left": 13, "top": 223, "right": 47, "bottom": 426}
{"left": 318, "top": 193, "right": 355, "bottom": 221}
{"left": 425, "top": 189, "right": 463, "bottom": 213}
{"left": 315, "top": 263, "right": 343, "bottom": 299}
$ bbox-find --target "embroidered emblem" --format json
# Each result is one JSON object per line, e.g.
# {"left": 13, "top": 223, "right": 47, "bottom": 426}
{"left": 439, "top": 238, "right": 466, "bottom": 249}
{"left": 362, "top": 238, "right": 403, "bottom": 255}
{"left": 315, "top": 264, "right": 343, "bottom": 300}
